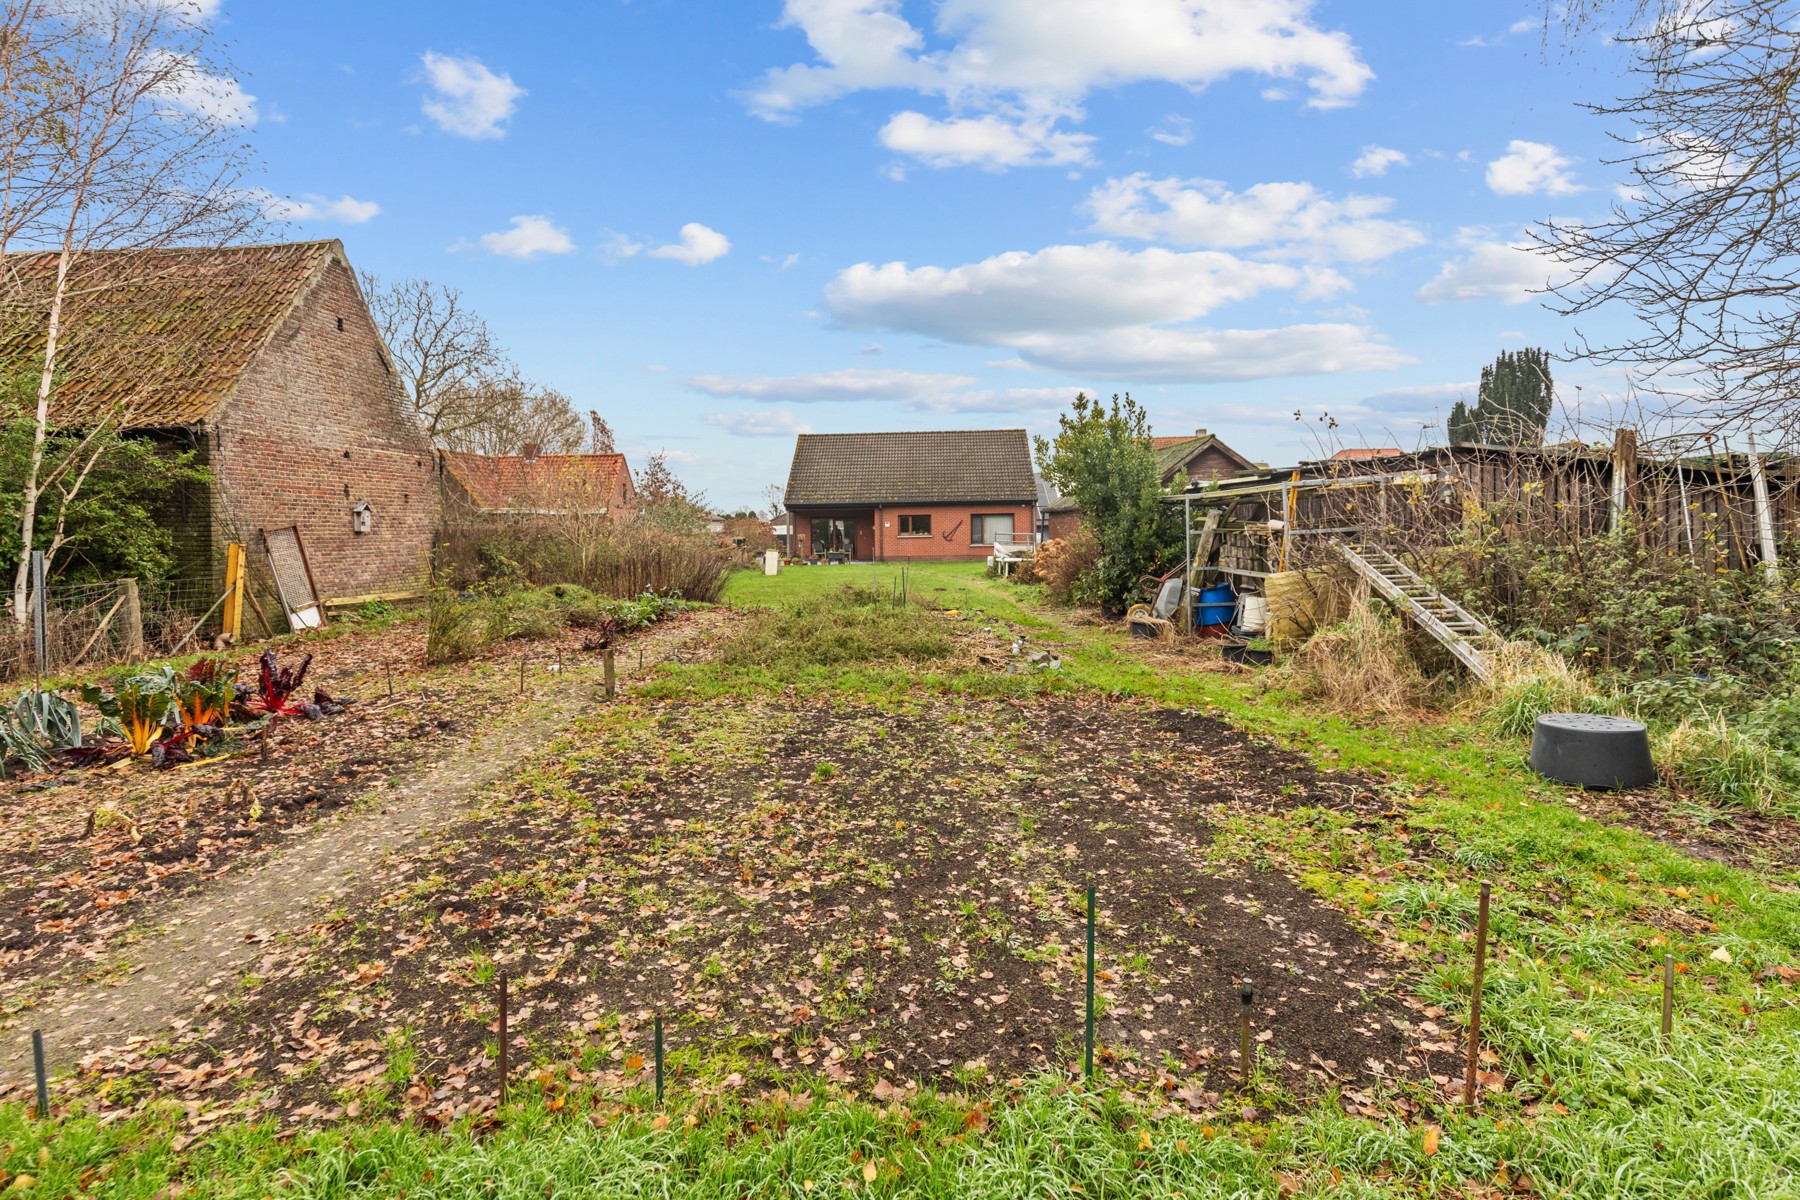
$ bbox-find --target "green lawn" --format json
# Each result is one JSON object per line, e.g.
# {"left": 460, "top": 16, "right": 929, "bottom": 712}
{"left": 6, "top": 561, "right": 1797, "bottom": 1199}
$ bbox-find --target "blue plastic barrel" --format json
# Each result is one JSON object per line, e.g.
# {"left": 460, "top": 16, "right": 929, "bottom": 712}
{"left": 1196, "top": 582, "right": 1236, "bottom": 627}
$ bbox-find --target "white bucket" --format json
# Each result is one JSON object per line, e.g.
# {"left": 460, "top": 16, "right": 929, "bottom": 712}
{"left": 1238, "top": 594, "right": 1269, "bottom": 633}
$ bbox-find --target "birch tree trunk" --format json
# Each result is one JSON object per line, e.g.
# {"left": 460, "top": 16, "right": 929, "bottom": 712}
{"left": 10, "top": 244, "right": 69, "bottom": 624}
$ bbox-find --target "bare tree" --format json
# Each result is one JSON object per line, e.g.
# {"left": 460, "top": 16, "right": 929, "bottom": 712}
{"left": 1537, "top": 0, "right": 1800, "bottom": 439}
{"left": 360, "top": 273, "right": 514, "bottom": 445}
{"left": 1, "top": 0, "right": 262, "bottom": 623}
{"left": 437, "top": 379, "right": 588, "bottom": 457}
{"left": 587, "top": 409, "right": 615, "bottom": 454}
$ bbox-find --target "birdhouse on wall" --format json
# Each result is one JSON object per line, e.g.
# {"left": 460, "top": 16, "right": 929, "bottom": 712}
{"left": 352, "top": 501, "right": 373, "bottom": 535}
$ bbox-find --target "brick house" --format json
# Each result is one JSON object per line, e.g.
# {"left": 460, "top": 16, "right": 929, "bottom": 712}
{"left": 440, "top": 446, "right": 636, "bottom": 521}
{"left": 1045, "top": 429, "right": 1257, "bottom": 541}
{"left": 2, "top": 239, "right": 436, "bottom": 614}
{"left": 783, "top": 429, "right": 1038, "bottom": 561}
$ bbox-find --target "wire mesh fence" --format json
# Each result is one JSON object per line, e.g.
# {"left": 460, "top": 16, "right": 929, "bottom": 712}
{"left": 0, "top": 576, "right": 222, "bottom": 682}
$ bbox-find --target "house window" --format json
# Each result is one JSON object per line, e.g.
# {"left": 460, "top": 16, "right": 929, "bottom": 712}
{"left": 970, "top": 513, "right": 1014, "bottom": 545}
{"left": 897, "top": 514, "right": 931, "bottom": 536}
{"left": 810, "top": 517, "right": 853, "bottom": 555}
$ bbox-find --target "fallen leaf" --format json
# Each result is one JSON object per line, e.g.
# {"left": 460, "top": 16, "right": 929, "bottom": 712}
{"left": 1422, "top": 1125, "right": 1440, "bottom": 1156}
{"left": 862, "top": 1161, "right": 878, "bottom": 1183}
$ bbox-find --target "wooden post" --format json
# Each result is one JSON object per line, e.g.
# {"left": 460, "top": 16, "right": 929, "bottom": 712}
{"left": 1745, "top": 433, "right": 1781, "bottom": 583}
{"left": 1463, "top": 882, "right": 1492, "bottom": 1108}
{"left": 221, "top": 543, "right": 246, "bottom": 643}
{"left": 1611, "top": 428, "right": 1638, "bottom": 536}
{"left": 604, "top": 648, "right": 616, "bottom": 700}
{"left": 119, "top": 579, "right": 144, "bottom": 662}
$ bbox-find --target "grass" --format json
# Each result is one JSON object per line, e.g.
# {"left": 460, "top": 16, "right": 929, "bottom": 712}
{"left": 9, "top": 560, "right": 1800, "bottom": 1198}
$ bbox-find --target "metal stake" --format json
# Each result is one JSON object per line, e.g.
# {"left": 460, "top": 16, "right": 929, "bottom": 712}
{"left": 32, "top": 1029, "right": 48, "bottom": 1119}
{"left": 519, "top": 657, "right": 526, "bottom": 695}
{"left": 497, "top": 974, "right": 509, "bottom": 1107}
{"left": 1661, "top": 953, "right": 1675, "bottom": 1042}
{"left": 1084, "top": 886, "right": 1096, "bottom": 1081}
{"left": 1238, "top": 981, "right": 1254, "bottom": 1085}
{"left": 654, "top": 1014, "right": 664, "bottom": 1103}
{"left": 260, "top": 715, "right": 276, "bottom": 764}
{"left": 385, "top": 662, "right": 393, "bottom": 699}
{"left": 604, "top": 649, "right": 616, "bottom": 700}
{"left": 1463, "top": 882, "right": 1492, "bottom": 1109}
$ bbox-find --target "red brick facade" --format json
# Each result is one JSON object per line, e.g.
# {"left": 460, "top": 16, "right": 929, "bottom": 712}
{"left": 791, "top": 502, "right": 1035, "bottom": 561}
{"left": 1045, "top": 509, "right": 1083, "bottom": 543}
{"left": 207, "top": 252, "right": 436, "bottom": 606}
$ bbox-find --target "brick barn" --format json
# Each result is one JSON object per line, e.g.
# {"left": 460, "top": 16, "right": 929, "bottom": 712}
{"left": 2, "top": 239, "right": 436, "bottom": 618}
{"left": 1045, "top": 428, "right": 1258, "bottom": 542}
{"left": 783, "top": 429, "right": 1038, "bottom": 561}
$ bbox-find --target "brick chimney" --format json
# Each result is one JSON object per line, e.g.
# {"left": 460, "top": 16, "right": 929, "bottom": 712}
{"left": 522, "top": 443, "right": 541, "bottom": 462}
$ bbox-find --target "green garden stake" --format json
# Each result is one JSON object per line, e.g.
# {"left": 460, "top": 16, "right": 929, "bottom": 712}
{"left": 1661, "top": 954, "right": 1675, "bottom": 1042}
{"left": 32, "top": 1029, "right": 48, "bottom": 1119}
{"left": 1084, "top": 886, "right": 1096, "bottom": 1081}
{"left": 654, "top": 1014, "right": 665, "bottom": 1104}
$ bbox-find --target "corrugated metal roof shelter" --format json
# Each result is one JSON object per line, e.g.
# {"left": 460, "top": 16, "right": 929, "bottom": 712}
{"left": 784, "top": 429, "right": 1038, "bottom": 507}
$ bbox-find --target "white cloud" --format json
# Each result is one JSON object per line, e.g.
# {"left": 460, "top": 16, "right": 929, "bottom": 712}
{"left": 879, "top": 111, "right": 1094, "bottom": 169}
{"left": 1349, "top": 144, "right": 1408, "bottom": 178}
{"left": 150, "top": 51, "right": 256, "bottom": 126}
{"left": 1149, "top": 114, "right": 1193, "bottom": 146}
{"left": 262, "top": 192, "right": 381, "bottom": 225}
{"left": 746, "top": 0, "right": 1372, "bottom": 168}
{"left": 690, "top": 369, "right": 1082, "bottom": 414}
{"left": 1417, "top": 234, "right": 1562, "bottom": 303}
{"left": 1001, "top": 324, "right": 1411, "bottom": 382}
{"left": 906, "top": 385, "right": 1086, "bottom": 413}
{"left": 827, "top": 242, "right": 1346, "bottom": 343}
{"left": 1486, "top": 139, "right": 1583, "bottom": 196}
{"left": 420, "top": 52, "right": 525, "bottom": 140}
{"left": 703, "top": 410, "right": 815, "bottom": 437}
{"left": 647, "top": 222, "right": 732, "bottom": 265}
{"left": 1509, "top": 18, "right": 1538, "bottom": 33}
{"left": 689, "top": 368, "right": 979, "bottom": 403}
{"left": 820, "top": 240, "right": 1405, "bottom": 383}
{"left": 1083, "top": 174, "right": 1424, "bottom": 264}
{"left": 478, "top": 215, "right": 575, "bottom": 260}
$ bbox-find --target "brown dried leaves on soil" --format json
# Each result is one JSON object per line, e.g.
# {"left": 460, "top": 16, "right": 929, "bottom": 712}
{"left": 51, "top": 692, "right": 1448, "bottom": 1127}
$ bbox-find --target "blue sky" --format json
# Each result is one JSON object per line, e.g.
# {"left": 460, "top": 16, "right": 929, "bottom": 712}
{"left": 212, "top": 0, "right": 1639, "bottom": 508}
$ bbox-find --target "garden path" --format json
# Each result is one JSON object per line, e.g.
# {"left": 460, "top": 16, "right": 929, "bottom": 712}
{"left": 1, "top": 609, "right": 730, "bottom": 1082}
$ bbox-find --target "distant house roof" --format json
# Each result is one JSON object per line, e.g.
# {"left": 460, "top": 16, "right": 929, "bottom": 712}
{"left": 784, "top": 429, "right": 1038, "bottom": 507}
{"left": 1153, "top": 430, "right": 1257, "bottom": 482}
{"left": 1329, "top": 447, "right": 1403, "bottom": 461}
{"left": 0, "top": 240, "right": 350, "bottom": 429}
{"left": 1045, "top": 430, "right": 1254, "bottom": 516}
{"left": 442, "top": 450, "right": 632, "bottom": 513}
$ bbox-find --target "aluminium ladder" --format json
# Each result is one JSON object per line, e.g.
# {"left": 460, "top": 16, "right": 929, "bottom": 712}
{"left": 1330, "top": 540, "right": 1499, "bottom": 682}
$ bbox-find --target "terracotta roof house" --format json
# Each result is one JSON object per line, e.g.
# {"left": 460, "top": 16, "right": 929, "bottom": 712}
{"left": 440, "top": 447, "right": 636, "bottom": 520}
{"left": 1329, "top": 447, "right": 1403, "bottom": 462}
{"left": 1046, "top": 429, "right": 1256, "bottom": 540}
{"left": 0, "top": 239, "right": 436, "bottom": 613}
{"left": 783, "top": 429, "right": 1039, "bottom": 561}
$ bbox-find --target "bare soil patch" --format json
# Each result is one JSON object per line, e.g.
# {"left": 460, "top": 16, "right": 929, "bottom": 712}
{"left": 42, "top": 688, "right": 1449, "bottom": 1128}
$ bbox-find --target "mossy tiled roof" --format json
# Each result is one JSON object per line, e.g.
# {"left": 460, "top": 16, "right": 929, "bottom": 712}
{"left": 0, "top": 240, "right": 338, "bottom": 429}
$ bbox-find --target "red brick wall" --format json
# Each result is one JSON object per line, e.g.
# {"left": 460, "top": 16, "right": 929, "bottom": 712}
{"left": 873, "top": 503, "right": 1035, "bottom": 560}
{"left": 1045, "top": 509, "right": 1084, "bottom": 543}
{"left": 211, "top": 253, "right": 436, "bottom": 605}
